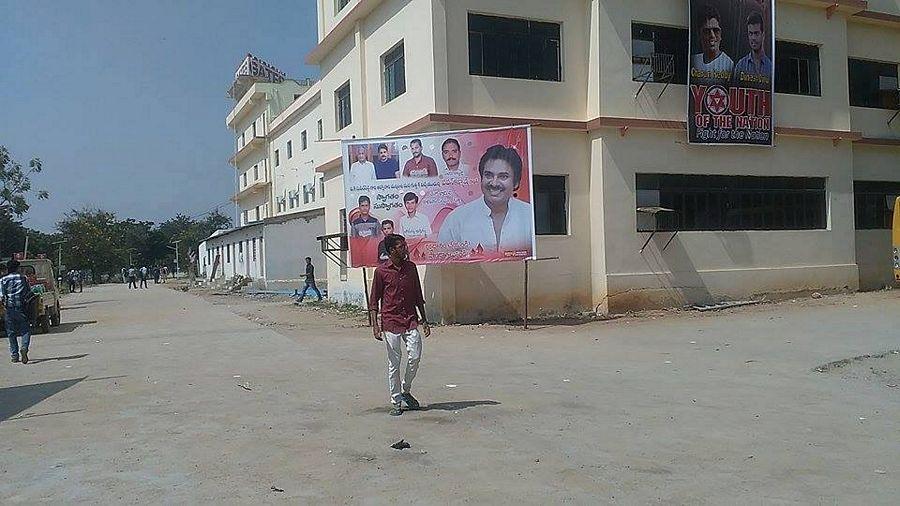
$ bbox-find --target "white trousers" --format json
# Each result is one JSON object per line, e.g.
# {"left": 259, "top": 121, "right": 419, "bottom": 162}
{"left": 384, "top": 328, "right": 423, "bottom": 406}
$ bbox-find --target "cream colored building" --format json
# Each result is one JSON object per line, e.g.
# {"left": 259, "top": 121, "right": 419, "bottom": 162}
{"left": 260, "top": 1, "right": 899, "bottom": 321}
{"left": 201, "top": 55, "right": 327, "bottom": 290}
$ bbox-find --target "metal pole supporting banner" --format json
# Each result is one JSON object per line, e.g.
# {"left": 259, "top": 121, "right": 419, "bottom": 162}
{"left": 362, "top": 267, "right": 372, "bottom": 327}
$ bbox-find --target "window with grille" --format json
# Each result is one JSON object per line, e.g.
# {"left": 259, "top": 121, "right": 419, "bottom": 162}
{"left": 854, "top": 181, "right": 900, "bottom": 229}
{"left": 636, "top": 174, "right": 827, "bottom": 231}
{"left": 337, "top": 0, "right": 351, "bottom": 13}
{"left": 301, "top": 130, "right": 308, "bottom": 150}
{"left": 534, "top": 175, "right": 568, "bottom": 235}
{"left": 468, "top": 13, "right": 561, "bottom": 81}
{"left": 775, "top": 41, "right": 821, "bottom": 96}
{"left": 335, "top": 81, "right": 352, "bottom": 130}
{"left": 274, "top": 149, "right": 280, "bottom": 167}
{"left": 382, "top": 42, "right": 406, "bottom": 103}
{"left": 631, "top": 23, "right": 687, "bottom": 84}
{"left": 287, "top": 140, "right": 293, "bottom": 159}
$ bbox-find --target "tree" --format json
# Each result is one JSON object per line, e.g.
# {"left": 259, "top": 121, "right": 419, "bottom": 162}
{"left": 56, "top": 208, "right": 124, "bottom": 277}
{"left": 0, "top": 146, "right": 50, "bottom": 259}
{"left": 157, "top": 210, "right": 232, "bottom": 272}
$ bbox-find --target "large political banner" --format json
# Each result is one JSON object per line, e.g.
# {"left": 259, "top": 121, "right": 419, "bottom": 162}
{"left": 342, "top": 126, "right": 536, "bottom": 267}
{"left": 688, "top": 0, "right": 774, "bottom": 145}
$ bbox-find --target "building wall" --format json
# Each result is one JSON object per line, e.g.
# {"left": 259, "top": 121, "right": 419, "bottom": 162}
{"left": 595, "top": 128, "right": 859, "bottom": 311}
{"left": 203, "top": 225, "right": 265, "bottom": 282}
{"left": 262, "top": 211, "right": 328, "bottom": 290}
{"left": 853, "top": 144, "right": 900, "bottom": 290}
{"left": 442, "top": 0, "right": 590, "bottom": 120}
{"left": 269, "top": 92, "right": 327, "bottom": 217}
{"left": 847, "top": 21, "right": 900, "bottom": 139}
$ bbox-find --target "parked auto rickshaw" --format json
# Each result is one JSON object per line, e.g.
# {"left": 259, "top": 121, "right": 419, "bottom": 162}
{"left": 0, "top": 258, "right": 62, "bottom": 334}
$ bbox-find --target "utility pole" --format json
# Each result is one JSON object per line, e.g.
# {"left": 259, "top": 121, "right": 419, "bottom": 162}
{"left": 52, "top": 239, "right": 68, "bottom": 271}
{"left": 168, "top": 240, "right": 182, "bottom": 276}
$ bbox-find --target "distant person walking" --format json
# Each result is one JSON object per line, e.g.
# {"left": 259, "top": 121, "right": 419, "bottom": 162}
{"left": 139, "top": 266, "right": 149, "bottom": 288}
{"left": 2, "top": 259, "right": 34, "bottom": 364}
{"left": 75, "top": 270, "right": 83, "bottom": 292}
{"left": 153, "top": 266, "right": 160, "bottom": 284}
{"left": 369, "top": 234, "right": 430, "bottom": 416}
{"left": 294, "top": 257, "right": 323, "bottom": 303}
{"left": 127, "top": 266, "right": 138, "bottom": 289}
{"left": 67, "top": 270, "right": 77, "bottom": 293}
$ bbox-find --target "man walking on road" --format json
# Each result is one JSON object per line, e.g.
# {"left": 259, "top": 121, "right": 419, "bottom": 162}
{"left": 369, "top": 234, "right": 431, "bottom": 416}
{"left": 2, "top": 259, "right": 34, "bottom": 364}
{"left": 294, "top": 257, "right": 323, "bottom": 303}
{"left": 127, "top": 266, "right": 137, "bottom": 289}
{"left": 139, "top": 266, "right": 149, "bottom": 289}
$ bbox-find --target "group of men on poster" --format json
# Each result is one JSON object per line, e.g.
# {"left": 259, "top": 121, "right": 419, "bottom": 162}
{"left": 346, "top": 133, "right": 534, "bottom": 265}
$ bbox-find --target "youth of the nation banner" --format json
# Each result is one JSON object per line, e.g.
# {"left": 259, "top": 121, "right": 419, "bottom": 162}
{"left": 688, "top": 0, "right": 774, "bottom": 145}
{"left": 341, "top": 126, "right": 536, "bottom": 267}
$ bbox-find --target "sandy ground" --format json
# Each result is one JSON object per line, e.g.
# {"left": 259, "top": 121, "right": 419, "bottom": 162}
{"left": 1, "top": 283, "right": 898, "bottom": 504}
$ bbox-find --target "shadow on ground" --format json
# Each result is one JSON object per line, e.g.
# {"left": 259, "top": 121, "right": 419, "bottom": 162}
{"left": 50, "top": 320, "right": 98, "bottom": 334}
{"left": 0, "top": 377, "right": 86, "bottom": 422}
{"left": 29, "top": 354, "right": 89, "bottom": 364}
{"left": 423, "top": 400, "right": 501, "bottom": 411}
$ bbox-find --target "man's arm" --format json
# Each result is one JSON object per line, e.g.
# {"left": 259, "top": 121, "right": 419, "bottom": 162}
{"left": 413, "top": 271, "right": 430, "bottom": 337}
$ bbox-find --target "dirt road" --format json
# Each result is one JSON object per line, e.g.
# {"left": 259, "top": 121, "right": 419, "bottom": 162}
{"left": 1, "top": 284, "right": 898, "bottom": 503}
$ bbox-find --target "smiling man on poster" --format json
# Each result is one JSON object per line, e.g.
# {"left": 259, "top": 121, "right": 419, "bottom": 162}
{"left": 438, "top": 145, "right": 533, "bottom": 253}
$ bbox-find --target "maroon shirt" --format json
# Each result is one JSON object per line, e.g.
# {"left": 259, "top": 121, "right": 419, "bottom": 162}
{"left": 402, "top": 155, "right": 438, "bottom": 177}
{"left": 369, "top": 260, "right": 425, "bottom": 334}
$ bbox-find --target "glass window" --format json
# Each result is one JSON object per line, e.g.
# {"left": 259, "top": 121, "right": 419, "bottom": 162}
{"left": 317, "top": 119, "right": 323, "bottom": 140}
{"left": 468, "top": 13, "right": 561, "bottom": 81}
{"left": 635, "top": 174, "right": 827, "bottom": 231}
{"left": 287, "top": 140, "right": 293, "bottom": 159}
{"left": 854, "top": 181, "right": 900, "bottom": 230}
{"left": 319, "top": 177, "right": 325, "bottom": 198}
{"left": 335, "top": 81, "right": 352, "bottom": 130}
{"left": 775, "top": 41, "right": 821, "bottom": 96}
{"left": 631, "top": 23, "right": 688, "bottom": 85}
{"left": 534, "top": 175, "right": 568, "bottom": 235}
{"left": 252, "top": 238, "right": 257, "bottom": 261}
{"left": 274, "top": 149, "right": 280, "bottom": 167}
{"left": 383, "top": 42, "right": 406, "bottom": 103}
{"left": 849, "top": 58, "right": 899, "bottom": 109}
{"left": 301, "top": 130, "right": 308, "bottom": 150}
{"left": 337, "top": 0, "right": 351, "bottom": 13}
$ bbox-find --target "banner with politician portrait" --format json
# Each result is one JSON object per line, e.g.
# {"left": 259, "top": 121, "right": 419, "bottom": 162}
{"left": 688, "top": 0, "right": 774, "bottom": 145}
{"left": 341, "top": 126, "right": 536, "bottom": 267}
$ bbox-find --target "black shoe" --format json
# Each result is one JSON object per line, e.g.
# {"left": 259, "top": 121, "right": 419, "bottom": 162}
{"left": 401, "top": 392, "right": 420, "bottom": 410}
{"left": 389, "top": 405, "right": 403, "bottom": 416}
{"left": 20, "top": 350, "right": 28, "bottom": 364}
{"left": 11, "top": 356, "right": 19, "bottom": 363}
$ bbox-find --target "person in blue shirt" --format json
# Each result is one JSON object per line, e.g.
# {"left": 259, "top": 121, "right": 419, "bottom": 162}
{"left": 732, "top": 11, "right": 772, "bottom": 90}
{"left": 373, "top": 143, "right": 400, "bottom": 180}
{"left": 1, "top": 259, "right": 34, "bottom": 364}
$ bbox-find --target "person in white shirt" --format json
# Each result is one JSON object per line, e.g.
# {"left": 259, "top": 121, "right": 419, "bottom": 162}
{"left": 439, "top": 138, "right": 472, "bottom": 181}
{"left": 438, "top": 145, "right": 534, "bottom": 253}
{"left": 348, "top": 146, "right": 376, "bottom": 187}
{"left": 399, "top": 192, "right": 432, "bottom": 238}
{"left": 691, "top": 5, "right": 733, "bottom": 79}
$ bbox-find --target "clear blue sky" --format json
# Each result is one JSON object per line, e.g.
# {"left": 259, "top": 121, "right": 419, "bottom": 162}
{"left": 0, "top": 0, "right": 319, "bottom": 232}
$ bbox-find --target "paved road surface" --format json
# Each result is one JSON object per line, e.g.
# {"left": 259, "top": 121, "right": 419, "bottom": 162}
{"left": 1, "top": 284, "right": 898, "bottom": 503}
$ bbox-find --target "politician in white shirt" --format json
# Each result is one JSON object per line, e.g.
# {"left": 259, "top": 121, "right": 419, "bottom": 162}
{"left": 348, "top": 146, "right": 376, "bottom": 187}
{"left": 438, "top": 145, "right": 534, "bottom": 252}
{"left": 399, "top": 192, "right": 433, "bottom": 238}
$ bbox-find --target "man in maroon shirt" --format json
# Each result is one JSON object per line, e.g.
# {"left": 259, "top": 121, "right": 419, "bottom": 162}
{"left": 401, "top": 139, "right": 438, "bottom": 178}
{"left": 369, "top": 234, "right": 431, "bottom": 416}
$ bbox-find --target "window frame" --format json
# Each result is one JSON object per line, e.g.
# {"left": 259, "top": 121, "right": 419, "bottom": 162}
{"left": 316, "top": 119, "right": 323, "bottom": 141}
{"left": 630, "top": 22, "right": 689, "bottom": 86}
{"left": 274, "top": 149, "right": 280, "bottom": 167}
{"left": 467, "top": 12, "right": 563, "bottom": 82}
{"left": 854, "top": 180, "right": 900, "bottom": 230}
{"left": 287, "top": 140, "right": 293, "bottom": 159}
{"left": 336, "top": 0, "right": 351, "bottom": 14}
{"left": 774, "top": 40, "right": 822, "bottom": 97}
{"left": 533, "top": 175, "right": 569, "bottom": 236}
{"left": 382, "top": 41, "right": 407, "bottom": 103}
{"left": 848, "top": 57, "right": 899, "bottom": 110}
{"left": 335, "top": 81, "right": 352, "bottom": 131}
{"left": 301, "top": 130, "right": 308, "bottom": 151}
{"left": 635, "top": 173, "right": 828, "bottom": 232}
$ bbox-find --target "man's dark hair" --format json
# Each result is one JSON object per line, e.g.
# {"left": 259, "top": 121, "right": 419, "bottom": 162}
{"left": 358, "top": 195, "right": 370, "bottom": 205}
{"left": 383, "top": 234, "right": 406, "bottom": 254}
{"left": 381, "top": 219, "right": 394, "bottom": 228}
{"left": 441, "top": 138, "right": 460, "bottom": 151}
{"left": 410, "top": 139, "right": 422, "bottom": 147}
{"left": 403, "top": 192, "right": 419, "bottom": 203}
{"left": 747, "top": 11, "right": 763, "bottom": 29}
{"left": 477, "top": 145, "right": 523, "bottom": 186}
{"left": 377, "top": 143, "right": 389, "bottom": 152}
{"left": 699, "top": 5, "right": 722, "bottom": 27}
{"left": 6, "top": 259, "right": 20, "bottom": 273}
{"left": 305, "top": 257, "right": 312, "bottom": 262}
